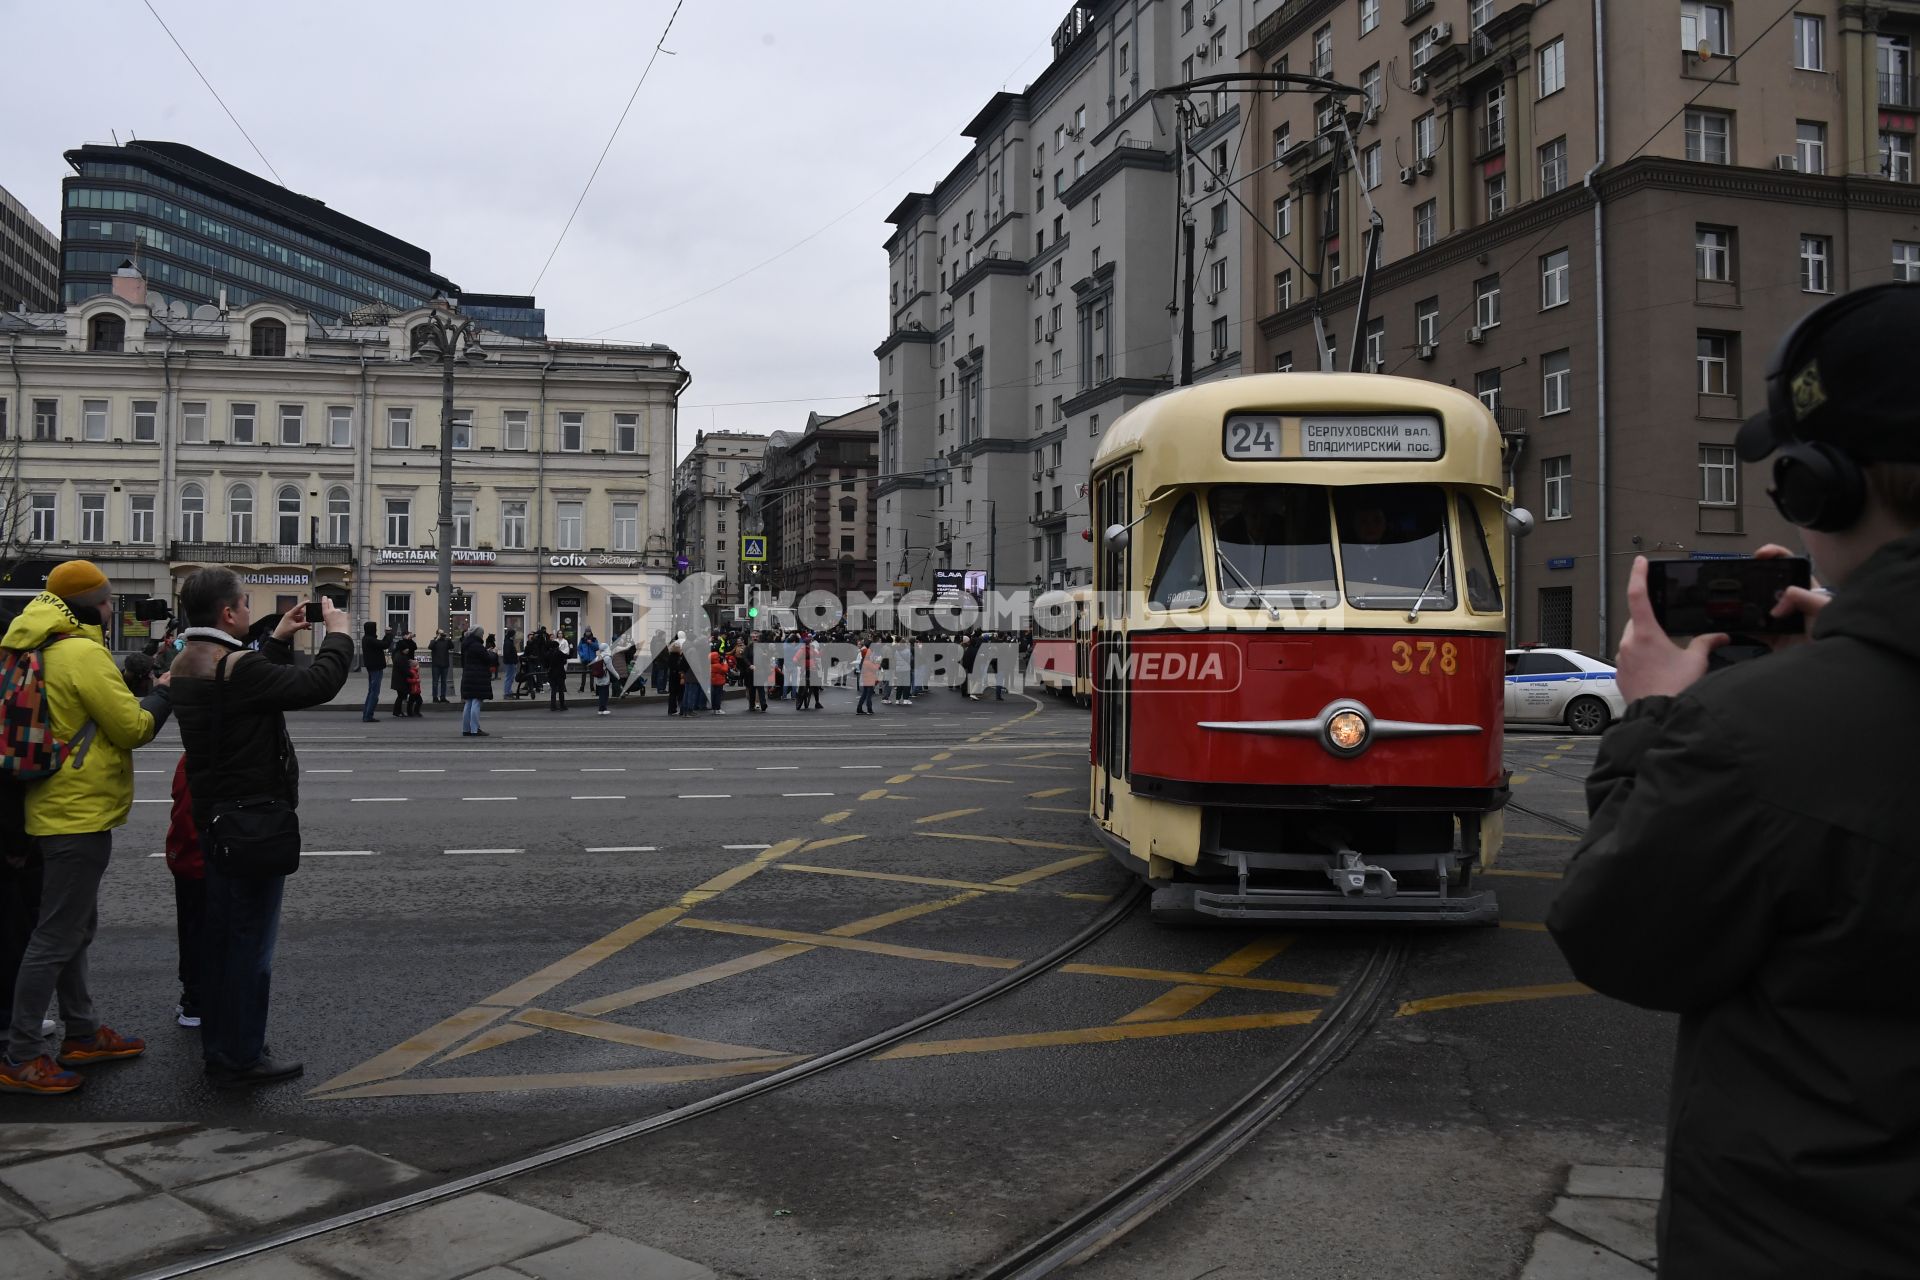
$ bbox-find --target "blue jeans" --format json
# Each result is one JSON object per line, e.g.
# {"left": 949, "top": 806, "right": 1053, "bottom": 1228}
{"left": 857, "top": 686, "right": 875, "bottom": 713}
{"left": 431, "top": 666, "right": 449, "bottom": 700}
{"left": 201, "top": 865, "right": 285, "bottom": 1071}
{"left": 362, "top": 668, "right": 383, "bottom": 720}
{"left": 682, "top": 681, "right": 707, "bottom": 714}
{"left": 502, "top": 661, "right": 518, "bottom": 695}
{"left": 462, "top": 698, "right": 482, "bottom": 733}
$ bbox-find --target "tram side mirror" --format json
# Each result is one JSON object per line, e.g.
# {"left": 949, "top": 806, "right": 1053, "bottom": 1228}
{"left": 1505, "top": 507, "right": 1536, "bottom": 538}
{"left": 1103, "top": 523, "right": 1132, "bottom": 551}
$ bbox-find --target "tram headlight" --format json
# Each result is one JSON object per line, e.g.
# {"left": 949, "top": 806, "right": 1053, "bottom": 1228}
{"left": 1326, "top": 709, "right": 1370, "bottom": 755}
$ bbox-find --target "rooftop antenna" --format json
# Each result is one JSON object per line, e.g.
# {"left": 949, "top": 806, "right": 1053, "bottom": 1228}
{"left": 111, "top": 129, "right": 120, "bottom": 146}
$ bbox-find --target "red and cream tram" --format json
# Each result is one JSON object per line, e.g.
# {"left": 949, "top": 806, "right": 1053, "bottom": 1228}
{"left": 1087, "top": 374, "right": 1519, "bottom": 924}
{"left": 1032, "top": 587, "right": 1092, "bottom": 705}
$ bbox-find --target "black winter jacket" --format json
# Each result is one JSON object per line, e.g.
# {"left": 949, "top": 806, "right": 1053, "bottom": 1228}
{"left": 172, "top": 630, "right": 354, "bottom": 830}
{"left": 362, "top": 632, "right": 387, "bottom": 671}
{"left": 459, "top": 633, "right": 495, "bottom": 702}
{"left": 428, "top": 636, "right": 453, "bottom": 669}
{"left": 1548, "top": 530, "right": 1920, "bottom": 1280}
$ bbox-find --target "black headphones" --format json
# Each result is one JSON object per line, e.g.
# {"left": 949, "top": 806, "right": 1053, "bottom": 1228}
{"left": 1758, "top": 289, "right": 1891, "bottom": 532}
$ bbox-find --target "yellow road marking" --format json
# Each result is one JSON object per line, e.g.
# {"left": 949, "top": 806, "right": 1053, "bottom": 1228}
{"left": 799, "top": 834, "right": 866, "bottom": 854}
{"left": 321, "top": 1057, "right": 803, "bottom": 1100}
{"left": 564, "top": 944, "right": 813, "bottom": 1020}
{"left": 1498, "top": 920, "right": 1550, "bottom": 933}
{"left": 821, "top": 810, "right": 854, "bottom": 824}
{"left": 932, "top": 751, "right": 954, "bottom": 761}
{"left": 1027, "top": 805, "right": 1085, "bottom": 815}
{"left": 928, "top": 773, "right": 1016, "bottom": 784}
{"left": 1507, "top": 831, "right": 1580, "bottom": 843}
{"left": 678, "top": 917, "right": 1012, "bottom": 969}
{"left": 945, "top": 762, "right": 989, "bottom": 772}
{"left": 999, "top": 763, "right": 1076, "bottom": 772}
{"left": 1482, "top": 868, "right": 1564, "bottom": 880}
{"left": 994, "top": 853, "right": 1103, "bottom": 885}
{"left": 311, "top": 1004, "right": 511, "bottom": 1094}
{"left": 1062, "top": 892, "right": 1116, "bottom": 903}
{"left": 1029, "top": 787, "right": 1071, "bottom": 799}
{"left": 1511, "top": 774, "right": 1532, "bottom": 785}
{"left": 1396, "top": 981, "right": 1593, "bottom": 1018}
{"left": 886, "top": 774, "right": 914, "bottom": 784}
{"left": 912, "top": 763, "right": 933, "bottom": 772}
{"left": 920, "top": 832, "right": 1102, "bottom": 854}
{"left": 878, "top": 1009, "right": 1322, "bottom": 1060}
{"left": 1116, "top": 935, "right": 1295, "bottom": 1024}
{"left": 858, "top": 789, "right": 888, "bottom": 801}
{"left": 512, "top": 1009, "right": 786, "bottom": 1061}
{"left": 916, "top": 807, "right": 983, "bottom": 825}
{"left": 1064, "top": 963, "right": 1336, "bottom": 997}
{"left": 1018, "top": 751, "right": 1080, "bottom": 761}
{"left": 778, "top": 864, "right": 1019, "bottom": 894}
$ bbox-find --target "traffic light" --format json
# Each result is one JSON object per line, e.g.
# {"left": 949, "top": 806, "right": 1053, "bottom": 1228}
{"left": 746, "top": 586, "right": 759, "bottom": 621}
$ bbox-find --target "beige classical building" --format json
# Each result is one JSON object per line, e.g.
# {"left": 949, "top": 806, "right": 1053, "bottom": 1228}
{"left": 0, "top": 267, "right": 685, "bottom": 648}
{"left": 673, "top": 429, "right": 768, "bottom": 602}
{"left": 1241, "top": 0, "right": 1920, "bottom": 650}
{"left": 878, "top": 0, "right": 1268, "bottom": 594}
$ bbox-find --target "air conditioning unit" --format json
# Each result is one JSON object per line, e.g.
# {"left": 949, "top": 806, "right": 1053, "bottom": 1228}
{"left": 1415, "top": 156, "right": 1435, "bottom": 175}
{"left": 1210, "top": 346, "right": 1227, "bottom": 361}
{"left": 1203, "top": 179, "right": 1218, "bottom": 191}
{"left": 1399, "top": 165, "right": 1417, "bottom": 184}
{"left": 1204, "top": 233, "right": 1219, "bottom": 247}
{"left": 1774, "top": 153, "right": 1800, "bottom": 171}
{"left": 1364, "top": 359, "right": 1385, "bottom": 373}
{"left": 1027, "top": 279, "right": 1037, "bottom": 293}
{"left": 1046, "top": 328, "right": 1059, "bottom": 343}
{"left": 1046, "top": 466, "right": 1058, "bottom": 477}
{"left": 1032, "top": 470, "right": 1044, "bottom": 481}
{"left": 1417, "top": 343, "right": 1437, "bottom": 361}
{"left": 1032, "top": 164, "right": 1043, "bottom": 177}
{"left": 1466, "top": 324, "right": 1486, "bottom": 344}
{"left": 963, "top": 226, "right": 973, "bottom": 240}
{"left": 1068, "top": 125, "right": 1085, "bottom": 138}
{"left": 1429, "top": 21, "right": 1454, "bottom": 43}
{"left": 1202, "top": 8, "right": 1217, "bottom": 24}
{"left": 1207, "top": 291, "right": 1222, "bottom": 303}
{"left": 1046, "top": 282, "right": 1058, "bottom": 296}
{"left": 1364, "top": 104, "right": 1382, "bottom": 124}
{"left": 1410, "top": 74, "right": 1428, "bottom": 93}
{"left": 1196, "top": 43, "right": 1210, "bottom": 60}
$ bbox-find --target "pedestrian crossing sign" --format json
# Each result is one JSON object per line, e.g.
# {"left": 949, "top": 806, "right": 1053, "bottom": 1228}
{"left": 741, "top": 536, "right": 767, "bottom": 563}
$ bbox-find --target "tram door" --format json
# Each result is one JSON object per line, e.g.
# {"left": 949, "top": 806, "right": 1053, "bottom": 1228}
{"left": 1092, "top": 464, "right": 1132, "bottom": 822}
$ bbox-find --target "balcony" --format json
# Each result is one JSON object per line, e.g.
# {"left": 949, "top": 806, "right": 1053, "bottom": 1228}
{"left": 170, "top": 542, "right": 355, "bottom": 565}
{"left": 1881, "top": 72, "right": 1918, "bottom": 108}
{"left": 1478, "top": 118, "right": 1506, "bottom": 155}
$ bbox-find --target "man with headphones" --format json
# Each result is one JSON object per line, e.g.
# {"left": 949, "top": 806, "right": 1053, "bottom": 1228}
{"left": 1549, "top": 282, "right": 1920, "bottom": 1278}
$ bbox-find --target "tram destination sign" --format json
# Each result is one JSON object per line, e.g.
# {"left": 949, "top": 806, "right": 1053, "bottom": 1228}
{"left": 1223, "top": 414, "right": 1445, "bottom": 461}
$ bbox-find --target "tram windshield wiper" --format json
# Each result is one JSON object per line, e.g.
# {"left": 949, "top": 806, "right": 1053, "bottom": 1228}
{"left": 1213, "top": 551, "right": 1332, "bottom": 615}
{"left": 1406, "top": 546, "right": 1451, "bottom": 622}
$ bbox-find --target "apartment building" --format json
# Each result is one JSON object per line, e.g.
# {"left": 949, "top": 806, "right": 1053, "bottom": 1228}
{"left": 673, "top": 429, "right": 769, "bottom": 600}
{"left": 877, "top": 0, "right": 1262, "bottom": 595}
{"left": 1241, "top": 0, "right": 1920, "bottom": 651}
{"left": 1, "top": 184, "right": 59, "bottom": 314}
{"left": 0, "top": 267, "right": 685, "bottom": 648}
{"left": 744, "top": 405, "right": 880, "bottom": 600}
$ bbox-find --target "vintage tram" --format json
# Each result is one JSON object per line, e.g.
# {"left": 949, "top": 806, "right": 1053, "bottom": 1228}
{"left": 1032, "top": 586, "right": 1092, "bottom": 705}
{"left": 1087, "top": 373, "right": 1520, "bottom": 925}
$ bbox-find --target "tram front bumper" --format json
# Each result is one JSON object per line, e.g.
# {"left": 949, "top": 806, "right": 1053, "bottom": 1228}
{"left": 1154, "top": 882, "right": 1500, "bottom": 926}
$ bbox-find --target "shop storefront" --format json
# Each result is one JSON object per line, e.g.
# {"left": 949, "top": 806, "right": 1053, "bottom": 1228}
{"left": 368, "top": 548, "right": 673, "bottom": 648}
{"left": 2, "top": 553, "right": 170, "bottom": 650}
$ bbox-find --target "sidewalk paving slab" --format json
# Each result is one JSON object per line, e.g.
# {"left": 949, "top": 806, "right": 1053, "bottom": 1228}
{"left": 0, "top": 1150, "right": 149, "bottom": 1219}
{"left": 0, "top": 1192, "right": 35, "bottom": 1228}
{"left": 104, "top": 1128, "right": 332, "bottom": 1189}
{"left": 175, "top": 1145, "right": 424, "bottom": 1227}
{"left": 0, "top": 1228, "right": 77, "bottom": 1280}
{"left": 0, "top": 1122, "right": 196, "bottom": 1162}
{"left": 1519, "top": 1231, "right": 1655, "bottom": 1279}
{"left": 287, "top": 1192, "right": 589, "bottom": 1280}
{"left": 1565, "top": 1164, "right": 1663, "bottom": 1201}
{"left": 32, "top": 1191, "right": 226, "bottom": 1273}
{"left": 513, "top": 1232, "right": 717, "bottom": 1280}
{"left": 1548, "top": 1196, "right": 1659, "bottom": 1265}
{"left": 199, "top": 1255, "right": 341, "bottom": 1280}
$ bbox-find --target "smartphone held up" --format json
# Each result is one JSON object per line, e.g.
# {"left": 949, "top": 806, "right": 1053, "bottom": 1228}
{"left": 1646, "top": 557, "right": 1812, "bottom": 638}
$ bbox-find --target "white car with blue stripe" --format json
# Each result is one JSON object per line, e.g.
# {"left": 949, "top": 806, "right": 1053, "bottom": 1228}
{"left": 1505, "top": 648, "right": 1627, "bottom": 736}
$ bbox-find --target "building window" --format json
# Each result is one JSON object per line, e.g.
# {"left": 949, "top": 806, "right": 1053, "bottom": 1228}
{"left": 503, "top": 409, "right": 529, "bottom": 451}
{"left": 1364, "top": 318, "right": 1385, "bottom": 369}
{"left": 1416, "top": 297, "right": 1439, "bottom": 346}
{"left": 1328, "top": 252, "right": 1342, "bottom": 286}
{"left": 1697, "top": 333, "right": 1732, "bottom": 394}
{"left": 1881, "top": 131, "right": 1914, "bottom": 181}
{"left": 29, "top": 494, "right": 56, "bottom": 542}
{"left": 1091, "top": 194, "right": 1102, "bottom": 225}
{"left": 276, "top": 485, "right": 302, "bottom": 545}
{"left": 1682, "top": 1, "right": 1730, "bottom": 55}
{"left": 1275, "top": 270, "right": 1294, "bottom": 310}
{"left": 1800, "top": 234, "right": 1832, "bottom": 292}
{"left": 83, "top": 399, "right": 108, "bottom": 442}
{"left": 1361, "top": 64, "right": 1382, "bottom": 112}
{"left": 1486, "top": 172, "right": 1507, "bottom": 218}
{"left": 1211, "top": 316, "right": 1230, "bottom": 354}
{"left": 557, "top": 500, "right": 584, "bottom": 550}
{"left": 501, "top": 500, "right": 528, "bottom": 549}
{"left": 1793, "top": 14, "right": 1824, "bottom": 70}
{"left": 128, "top": 493, "right": 154, "bottom": 544}
{"left": 1696, "top": 225, "right": 1734, "bottom": 280}
{"left": 615, "top": 413, "right": 638, "bottom": 453}
{"left": 326, "top": 487, "right": 351, "bottom": 544}
{"left": 132, "top": 399, "right": 157, "bottom": 443}
{"left": 1541, "top": 249, "right": 1571, "bottom": 308}
{"left": 452, "top": 497, "right": 473, "bottom": 549}
{"left": 1415, "top": 113, "right": 1436, "bottom": 160}
{"left": 1796, "top": 121, "right": 1827, "bottom": 174}
{"left": 1685, "top": 110, "right": 1731, "bottom": 164}
{"left": 1542, "top": 350, "right": 1572, "bottom": 414}
{"left": 1543, "top": 457, "right": 1572, "bottom": 519}
{"left": 1415, "top": 200, "right": 1437, "bottom": 250}
{"left": 1360, "top": 0, "right": 1380, "bottom": 35}
{"left": 560, "top": 411, "right": 584, "bottom": 452}
{"left": 448, "top": 408, "right": 473, "bottom": 450}
{"left": 1313, "top": 23, "right": 1334, "bottom": 76}
{"left": 1475, "top": 274, "right": 1502, "bottom": 329}
{"left": 1209, "top": 259, "right": 1228, "bottom": 295}
{"left": 32, "top": 399, "right": 56, "bottom": 441}
{"left": 1363, "top": 143, "right": 1383, "bottom": 189}
{"left": 388, "top": 406, "right": 412, "bottom": 449}
{"left": 88, "top": 315, "right": 124, "bottom": 353}
{"left": 1476, "top": 369, "right": 1503, "bottom": 411}
{"left": 1700, "top": 444, "right": 1739, "bottom": 505}
{"left": 179, "top": 483, "right": 204, "bottom": 542}
{"left": 1181, "top": 1, "right": 1194, "bottom": 33}
{"left": 1275, "top": 194, "right": 1292, "bottom": 237}
{"left": 384, "top": 593, "right": 412, "bottom": 636}
{"left": 278, "top": 403, "right": 304, "bottom": 446}
{"left": 1538, "top": 38, "right": 1566, "bottom": 96}
{"left": 1414, "top": 27, "right": 1437, "bottom": 67}
{"left": 385, "top": 497, "right": 411, "bottom": 547}
{"left": 1120, "top": 41, "right": 1130, "bottom": 72}
{"left": 1539, "top": 136, "right": 1569, "bottom": 194}
{"left": 328, "top": 405, "right": 352, "bottom": 448}
{"left": 231, "top": 402, "right": 257, "bottom": 445}
{"left": 613, "top": 502, "right": 639, "bottom": 551}
{"left": 228, "top": 484, "right": 255, "bottom": 543}
{"left": 79, "top": 494, "right": 106, "bottom": 544}
{"left": 181, "top": 401, "right": 207, "bottom": 444}
{"left": 1895, "top": 240, "right": 1920, "bottom": 281}
{"left": 249, "top": 319, "right": 286, "bottom": 357}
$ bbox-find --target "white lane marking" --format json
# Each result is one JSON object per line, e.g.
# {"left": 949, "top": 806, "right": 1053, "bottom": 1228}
{"left": 839, "top": 765, "right": 884, "bottom": 770}
{"left": 308, "top": 769, "right": 354, "bottom": 774}
{"left": 445, "top": 848, "right": 523, "bottom": 855}
{"left": 783, "top": 792, "right": 835, "bottom": 798}
{"left": 464, "top": 796, "right": 517, "bottom": 802}
{"left": 350, "top": 797, "right": 408, "bottom": 803}
{"left": 491, "top": 768, "right": 535, "bottom": 773}
{"left": 133, "top": 799, "right": 170, "bottom": 805}
{"left": 679, "top": 794, "right": 731, "bottom": 799}
{"left": 587, "top": 846, "right": 657, "bottom": 852}
{"left": 669, "top": 767, "right": 712, "bottom": 772}
{"left": 307, "top": 850, "right": 378, "bottom": 857}
{"left": 399, "top": 769, "right": 445, "bottom": 774}
{"left": 722, "top": 843, "right": 771, "bottom": 850}
{"left": 581, "top": 767, "right": 626, "bottom": 773}
{"left": 570, "top": 795, "right": 626, "bottom": 801}
{"left": 135, "top": 770, "right": 163, "bottom": 775}
{"left": 756, "top": 766, "right": 799, "bottom": 771}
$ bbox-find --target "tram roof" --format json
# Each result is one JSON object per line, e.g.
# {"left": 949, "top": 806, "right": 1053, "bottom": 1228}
{"left": 1094, "top": 373, "right": 1503, "bottom": 493}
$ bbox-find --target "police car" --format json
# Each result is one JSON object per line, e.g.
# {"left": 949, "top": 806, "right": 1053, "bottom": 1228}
{"left": 1504, "top": 647, "right": 1627, "bottom": 735}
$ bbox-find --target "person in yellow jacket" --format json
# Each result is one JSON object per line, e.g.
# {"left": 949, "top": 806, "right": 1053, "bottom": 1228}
{"left": 0, "top": 561, "right": 172, "bottom": 1095}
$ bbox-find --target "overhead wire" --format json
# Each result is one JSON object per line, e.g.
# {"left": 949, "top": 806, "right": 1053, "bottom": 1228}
{"left": 141, "top": 0, "right": 285, "bottom": 186}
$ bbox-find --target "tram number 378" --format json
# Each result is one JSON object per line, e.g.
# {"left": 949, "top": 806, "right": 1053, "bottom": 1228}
{"left": 1389, "top": 640, "right": 1460, "bottom": 676}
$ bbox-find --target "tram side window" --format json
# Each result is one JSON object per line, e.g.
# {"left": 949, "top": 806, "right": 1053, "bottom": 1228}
{"left": 1148, "top": 494, "right": 1207, "bottom": 610}
{"left": 1333, "top": 484, "right": 1457, "bottom": 611}
{"left": 1457, "top": 494, "right": 1503, "bottom": 612}
{"left": 1208, "top": 484, "right": 1337, "bottom": 608}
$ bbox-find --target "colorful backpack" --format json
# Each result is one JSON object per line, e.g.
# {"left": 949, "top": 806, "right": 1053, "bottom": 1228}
{"left": 0, "top": 642, "right": 80, "bottom": 782}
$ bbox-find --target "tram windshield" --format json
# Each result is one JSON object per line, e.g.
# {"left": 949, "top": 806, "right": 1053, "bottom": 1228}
{"left": 1208, "top": 484, "right": 1339, "bottom": 610}
{"left": 1333, "top": 484, "right": 1457, "bottom": 611}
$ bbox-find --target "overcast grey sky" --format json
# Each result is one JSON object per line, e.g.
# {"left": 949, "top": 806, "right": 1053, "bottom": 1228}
{"left": 0, "top": 1, "right": 1066, "bottom": 452}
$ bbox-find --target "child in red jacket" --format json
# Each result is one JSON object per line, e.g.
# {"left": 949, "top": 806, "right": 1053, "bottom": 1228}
{"left": 165, "top": 756, "right": 204, "bottom": 1028}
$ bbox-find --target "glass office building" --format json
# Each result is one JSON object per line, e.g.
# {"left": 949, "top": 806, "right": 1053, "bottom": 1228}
{"left": 457, "top": 292, "right": 547, "bottom": 339}
{"left": 60, "top": 141, "right": 459, "bottom": 321}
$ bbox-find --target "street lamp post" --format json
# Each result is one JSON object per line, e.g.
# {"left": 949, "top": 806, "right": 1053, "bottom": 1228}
{"left": 410, "top": 310, "right": 487, "bottom": 638}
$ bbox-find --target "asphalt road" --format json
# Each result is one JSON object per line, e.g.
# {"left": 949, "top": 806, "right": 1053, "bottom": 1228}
{"left": 1, "top": 691, "right": 1672, "bottom": 1279}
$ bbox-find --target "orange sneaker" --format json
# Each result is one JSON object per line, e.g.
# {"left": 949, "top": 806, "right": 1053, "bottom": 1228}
{"left": 58, "top": 1025, "right": 145, "bottom": 1065}
{"left": 0, "top": 1055, "right": 84, "bottom": 1094}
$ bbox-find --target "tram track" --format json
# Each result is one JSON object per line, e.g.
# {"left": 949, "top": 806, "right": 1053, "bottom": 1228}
{"left": 1506, "top": 798, "right": 1589, "bottom": 838}
{"left": 129, "top": 885, "right": 1147, "bottom": 1280}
